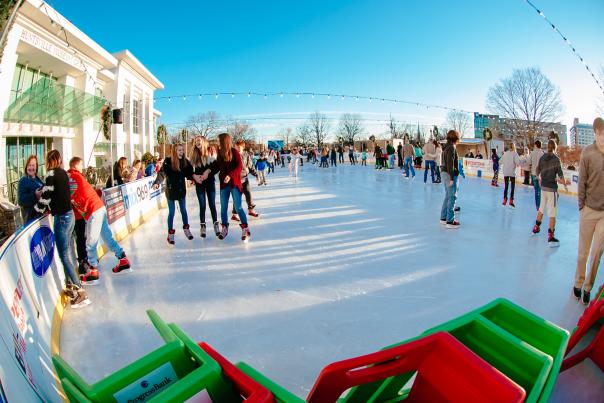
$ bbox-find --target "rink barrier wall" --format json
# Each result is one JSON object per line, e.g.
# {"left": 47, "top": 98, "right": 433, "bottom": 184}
{"left": 0, "top": 176, "right": 167, "bottom": 402}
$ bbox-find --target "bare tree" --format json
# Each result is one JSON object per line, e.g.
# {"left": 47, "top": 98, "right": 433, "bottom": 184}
{"left": 185, "top": 111, "right": 220, "bottom": 139}
{"left": 225, "top": 119, "right": 257, "bottom": 142}
{"left": 445, "top": 110, "right": 471, "bottom": 137}
{"left": 308, "top": 111, "right": 330, "bottom": 148}
{"left": 487, "top": 67, "right": 563, "bottom": 146}
{"left": 338, "top": 113, "right": 365, "bottom": 145}
{"left": 296, "top": 124, "right": 313, "bottom": 146}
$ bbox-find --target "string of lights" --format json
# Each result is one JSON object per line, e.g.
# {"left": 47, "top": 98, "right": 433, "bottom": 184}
{"left": 154, "top": 91, "right": 474, "bottom": 114}
{"left": 524, "top": 0, "right": 603, "bottom": 95}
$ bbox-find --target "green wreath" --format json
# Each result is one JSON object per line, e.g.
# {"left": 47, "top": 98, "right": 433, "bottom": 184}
{"left": 483, "top": 127, "right": 493, "bottom": 141}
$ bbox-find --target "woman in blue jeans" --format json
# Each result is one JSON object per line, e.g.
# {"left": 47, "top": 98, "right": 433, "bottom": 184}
{"left": 200, "top": 132, "right": 251, "bottom": 242}
{"left": 34, "top": 150, "right": 90, "bottom": 308}
{"left": 190, "top": 135, "right": 220, "bottom": 238}
{"left": 153, "top": 143, "right": 194, "bottom": 244}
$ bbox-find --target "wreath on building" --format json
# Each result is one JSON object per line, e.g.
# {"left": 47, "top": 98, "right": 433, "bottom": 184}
{"left": 100, "top": 104, "right": 113, "bottom": 141}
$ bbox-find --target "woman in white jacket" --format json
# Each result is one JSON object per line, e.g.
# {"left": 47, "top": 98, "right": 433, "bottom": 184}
{"left": 500, "top": 143, "right": 520, "bottom": 208}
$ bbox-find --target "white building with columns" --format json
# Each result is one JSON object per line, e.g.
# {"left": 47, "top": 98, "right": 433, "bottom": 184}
{"left": 0, "top": 0, "right": 163, "bottom": 202}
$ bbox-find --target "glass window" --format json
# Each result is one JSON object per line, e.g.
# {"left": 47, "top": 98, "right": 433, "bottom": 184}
{"left": 133, "top": 99, "right": 139, "bottom": 134}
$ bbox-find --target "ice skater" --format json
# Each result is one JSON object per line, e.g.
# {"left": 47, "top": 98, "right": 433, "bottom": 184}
{"left": 529, "top": 140, "right": 544, "bottom": 210}
{"left": 232, "top": 140, "right": 259, "bottom": 221}
{"left": 491, "top": 148, "right": 500, "bottom": 187}
{"left": 267, "top": 150, "right": 276, "bottom": 174}
{"left": 440, "top": 130, "right": 460, "bottom": 229}
{"left": 289, "top": 148, "right": 302, "bottom": 179}
{"left": 190, "top": 135, "right": 220, "bottom": 238}
{"left": 68, "top": 157, "right": 132, "bottom": 285}
{"left": 531, "top": 140, "right": 566, "bottom": 247}
{"left": 402, "top": 139, "right": 415, "bottom": 178}
{"left": 256, "top": 152, "right": 269, "bottom": 185}
{"left": 152, "top": 143, "right": 194, "bottom": 244}
{"left": 361, "top": 149, "right": 367, "bottom": 166}
{"left": 434, "top": 140, "right": 442, "bottom": 183}
{"left": 501, "top": 144, "right": 520, "bottom": 208}
{"left": 199, "top": 132, "right": 251, "bottom": 242}
{"left": 330, "top": 146, "right": 337, "bottom": 167}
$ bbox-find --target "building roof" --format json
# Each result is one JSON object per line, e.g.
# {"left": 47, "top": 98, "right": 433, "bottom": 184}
{"left": 112, "top": 50, "right": 164, "bottom": 90}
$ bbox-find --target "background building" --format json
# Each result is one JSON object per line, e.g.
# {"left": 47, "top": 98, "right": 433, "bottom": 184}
{"left": 570, "top": 118, "right": 594, "bottom": 147}
{"left": 473, "top": 112, "right": 567, "bottom": 146}
{"left": 0, "top": 0, "right": 163, "bottom": 202}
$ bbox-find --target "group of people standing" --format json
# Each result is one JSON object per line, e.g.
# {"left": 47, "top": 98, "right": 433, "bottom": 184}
{"left": 18, "top": 150, "right": 131, "bottom": 309}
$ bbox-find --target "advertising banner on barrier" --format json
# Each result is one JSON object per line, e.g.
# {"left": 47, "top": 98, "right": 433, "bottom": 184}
{"left": 0, "top": 217, "right": 66, "bottom": 402}
{"left": 104, "top": 186, "right": 126, "bottom": 224}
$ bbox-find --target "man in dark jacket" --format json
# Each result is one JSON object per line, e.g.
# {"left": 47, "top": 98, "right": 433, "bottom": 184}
{"left": 232, "top": 140, "right": 259, "bottom": 220}
{"left": 440, "top": 130, "right": 460, "bottom": 228}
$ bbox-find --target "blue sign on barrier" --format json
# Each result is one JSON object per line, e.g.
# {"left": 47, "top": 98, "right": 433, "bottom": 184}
{"left": 29, "top": 226, "right": 55, "bottom": 277}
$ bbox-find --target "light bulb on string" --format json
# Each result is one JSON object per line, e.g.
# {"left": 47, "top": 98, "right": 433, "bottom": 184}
{"left": 311, "top": 94, "right": 315, "bottom": 99}
{"left": 341, "top": 95, "right": 345, "bottom": 100}
{"left": 280, "top": 92, "right": 284, "bottom": 98}
{"left": 215, "top": 93, "right": 219, "bottom": 99}
{"left": 183, "top": 96, "right": 186, "bottom": 101}
{"left": 231, "top": 93, "right": 235, "bottom": 98}
{"left": 327, "top": 94, "right": 331, "bottom": 100}
{"left": 296, "top": 93, "right": 300, "bottom": 98}
{"left": 369, "top": 98, "right": 372, "bottom": 103}
{"left": 168, "top": 97, "right": 171, "bottom": 102}
{"left": 247, "top": 92, "right": 251, "bottom": 97}
{"left": 198, "top": 95, "right": 202, "bottom": 100}
{"left": 264, "top": 94, "right": 267, "bottom": 99}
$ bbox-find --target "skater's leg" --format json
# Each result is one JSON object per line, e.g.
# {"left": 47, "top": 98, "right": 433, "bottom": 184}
{"left": 510, "top": 178, "right": 516, "bottom": 200}
{"left": 196, "top": 185, "right": 207, "bottom": 223}
{"left": 220, "top": 187, "right": 231, "bottom": 226}
{"left": 74, "top": 218, "right": 87, "bottom": 264}
{"left": 178, "top": 198, "right": 189, "bottom": 226}
{"left": 532, "top": 175, "right": 541, "bottom": 209}
{"left": 207, "top": 186, "right": 218, "bottom": 223}
{"left": 447, "top": 178, "right": 457, "bottom": 222}
{"left": 54, "top": 212, "right": 79, "bottom": 286}
{"left": 167, "top": 199, "right": 176, "bottom": 230}
{"left": 231, "top": 187, "right": 248, "bottom": 225}
{"left": 430, "top": 161, "right": 436, "bottom": 182}
{"left": 98, "top": 208, "right": 124, "bottom": 258}
{"left": 503, "top": 177, "right": 509, "bottom": 199}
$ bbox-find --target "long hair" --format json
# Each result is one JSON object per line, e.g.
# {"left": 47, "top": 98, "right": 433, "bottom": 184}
{"left": 218, "top": 133, "right": 233, "bottom": 162}
{"left": 190, "top": 136, "right": 209, "bottom": 167}
{"left": 24, "top": 155, "right": 39, "bottom": 176}
{"left": 547, "top": 139, "right": 558, "bottom": 153}
{"left": 117, "top": 157, "right": 128, "bottom": 173}
{"left": 509, "top": 143, "right": 517, "bottom": 152}
{"left": 46, "top": 150, "right": 61, "bottom": 170}
{"left": 171, "top": 143, "right": 184, "bottom": 171}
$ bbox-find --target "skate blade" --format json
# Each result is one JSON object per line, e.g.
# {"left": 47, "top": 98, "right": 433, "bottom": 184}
{"left": 81, "top": 279, "right": 100, "bottom": 286}
{"left": 113, "top": 268, "right": 133, "bottom": 275}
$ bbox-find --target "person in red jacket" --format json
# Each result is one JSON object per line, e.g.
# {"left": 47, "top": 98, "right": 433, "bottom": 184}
{"left": 68, "top": 157, "right": 131, "bottom": 284}
{"left": 198, "top": 132, "right": 250, "bottom": 242}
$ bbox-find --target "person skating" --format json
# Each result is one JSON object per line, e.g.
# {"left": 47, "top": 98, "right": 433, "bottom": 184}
{"left": 68, "top": 157, "right": 131, "bottom": 285}
{"left": 267, "top": 150, "right": 276, "bottom": 174}
{"left": 521, "top": 147, "right": 531, "bottom": 185}
{"left": 337, "top": 145, "right": 344, "bottom": 163}
{"left": 573, "top": 117, "right": 604, "bottom": 305}
{"left": 152, "top": 143, "right": 194, "bottom": 244}
{"left": 397, "top": 143, "right": 403, "bottom": 169}
{"left": 200, "top": 133, "right": 251, "bottom": 242}
{"left": 531, "top": 140, "right": 567, "bottom": 247}
{"left": 34, "top": 150, "right": 90, "bottom": 308}
{"left": 434, "top": 140, "right": 442, "bottom": 183}
{"left": 190, "top": 135, "right": 220, "bottom": 238}
{"left": 491, "top": 149, "right": 500, "bottom": 187}
{"left": 422, "top": 140, "right": 436, "bottom": 183}
{"left": 256, "top": 152, "right": 269, "bottom": 185}
{"left": 330, "top": 146, "right": 337, "bottom": 167}
{"left": 374, "top": 145, "right": 383, "bottom": 170}
{"left": 501, "top": 144, "right": 520, "bottom": 208}
{"left": 231, "top": 140, "right": 259, "bottom": 221}
{"left": 402, "top": 139, "right": 415, "bottom": 178}
{"left": 320, "top": 148, "right": 329, "bottom": 168}
{"left": 529, "top": 140, "right": 545, "bottom": 210}
{"left": 289, "top": 148, "right": 302, "bottom": 179}
{"left": 386, "top": 142, "right": 395, "bottom": 169}
{"left": 361, "top": 149, "right": 367, "bottom": 166}
{"left": 440, "top": 130, "right": 460, "bottom": 228}
{"left": 348, "top": 146, "right": 356, "bottom": 165}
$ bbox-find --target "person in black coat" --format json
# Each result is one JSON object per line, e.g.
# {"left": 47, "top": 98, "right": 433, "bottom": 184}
{"left": 190, "top": 136, "right": 220, "bottom": 238}
{"left": 153, "top": 144, "right": 194, "bottom": 244}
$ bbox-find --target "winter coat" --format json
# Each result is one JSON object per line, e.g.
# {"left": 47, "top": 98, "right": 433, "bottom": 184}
{"left": 403, "top": 144, "right": 414, "bottom": 159}
{"left": 144, "top": 163, "right": 156, "bottom": 177}
{"left": 422, "top": 142, "right": 436, "bottom": 161}
{"left": 386, "top": 144, "right": 395, "bottom": 155}
{"left": 17, "top": 175, "right": 44, "bottom": 223}
{"left": 256, "top": 158, "right": 268, "bottom": 171}
{"left": 153, "top": 157, "right": 193, "bottom": 200}
{"left": 34, "top": 168, "right": 72, "bottom": 217}
{"left": 500, "top": 151, "right": 520, "bottom": 177}
{"left": 529, "top": 148, "right": 545, "bottom": 176}
{"left": 441, "top": 142, "right": 459, "bottom": 178}
{"left": 192, "top": 157, "right": 217, "bottom": 188}
{"left": 209, "top": 148, "right": 245, "bottom": 192}
{"left": 67, "top": 169, "right": 105, "bottom": 220}
{"left": 492, "top": 153, "right": 500, "bottom": 170}
{"left": 537, "top": 152, "right": 564, "bottom": 191}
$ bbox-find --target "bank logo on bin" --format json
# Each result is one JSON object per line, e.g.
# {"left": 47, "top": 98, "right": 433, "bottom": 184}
{"left": 141, "top": 380, "right": 149, "bottom": 388}
{"left": 30, "top": 226, "right": 55, "bottom": 277}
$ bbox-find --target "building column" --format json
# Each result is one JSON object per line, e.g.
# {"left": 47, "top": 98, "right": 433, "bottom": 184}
{"left": 0, "top": 24, "right": 22, "bottom": 196}
{"left": 75, "top": 66, "right": 97, "bottom": 167}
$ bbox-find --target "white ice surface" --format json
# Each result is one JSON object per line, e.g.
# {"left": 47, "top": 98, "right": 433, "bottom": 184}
{"left": 61, "top": 163, "right": 604, "bottom": 401}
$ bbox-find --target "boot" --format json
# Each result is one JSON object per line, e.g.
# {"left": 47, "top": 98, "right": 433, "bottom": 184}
{"left": 241, "top": 223, "right": 251, "bottom": 242}
{"left": 213, "top": 221, "right": 220, "bottom": 237}
{"left": 112, "top": 252, "right": 132, "bottom": 274}
{"left": 218, "top": 224, "right": 228, "bottom": 240}
{"left": 167, "top": 229, "right": 175, "bottom": 244}
{"left": 231, "top": 213, "right": 240, "bottom": 222}
{"left": 200, "top": 223, "right": 206, "bottom": 238}
{"left": 183, "top": 224, "right": 193, "bottom": 240}
{"left": 248, "top": 205, "right": 259, "bottom": 217}
{"left": 80, "top": 267, "right": 100, "bottom": 285}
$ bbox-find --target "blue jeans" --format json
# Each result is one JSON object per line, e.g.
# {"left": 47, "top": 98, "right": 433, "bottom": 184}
{"left": 531, "top": 175, "right": 541, "bottom": 210}
{"left": 86, "top": 207, "right": 124, "bottom": 267}
{"left": 220, "top": 186, "right": 247, "bottom": 226}
{"left": 404, "top": 157, "right": 415, "bottom": 177}
{"left": 389, "top": 154, "right": 395, "bottom": 168}
{"left": 424, "top": 160, "right": 436, "bottom": 183}
{"left": 440, "top": 172, "right": 457, "bottom": 222}
{"left": 167, "top": 198, "right": 188, "bottom": 230}
{"left": 53, "top": 211, "right": 80, "bottom": 286}
{"left": 195, "top": 184, "right": 217, "bottom": 223}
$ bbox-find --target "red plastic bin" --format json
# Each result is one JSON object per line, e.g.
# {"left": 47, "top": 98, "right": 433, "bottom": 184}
{"left": 198, "top": 342, "right": 275, "bottom": 403}
{"left": 307, "top": 331, "right": 525, "bottom": 403}
{"left": 562, "top": 299, "right": 604, "bottom": 372}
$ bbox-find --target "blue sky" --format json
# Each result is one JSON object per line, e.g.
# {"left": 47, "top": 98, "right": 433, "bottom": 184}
{"left": 54, "top": 0, "right": 603, "bottom": 140}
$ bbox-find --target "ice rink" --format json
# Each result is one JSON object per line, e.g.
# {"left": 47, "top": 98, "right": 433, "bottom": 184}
{"left": 61, "top": 162, "right": 603, "bottom": 401}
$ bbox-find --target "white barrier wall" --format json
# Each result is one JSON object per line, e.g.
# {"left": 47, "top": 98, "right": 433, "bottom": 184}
{"left": 0, "top": 176, "right": 165, "bottom": 402}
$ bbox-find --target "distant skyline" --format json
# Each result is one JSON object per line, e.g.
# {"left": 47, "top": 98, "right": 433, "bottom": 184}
{"left": 53, "top": 0, "right": 603, "bottom": 140}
